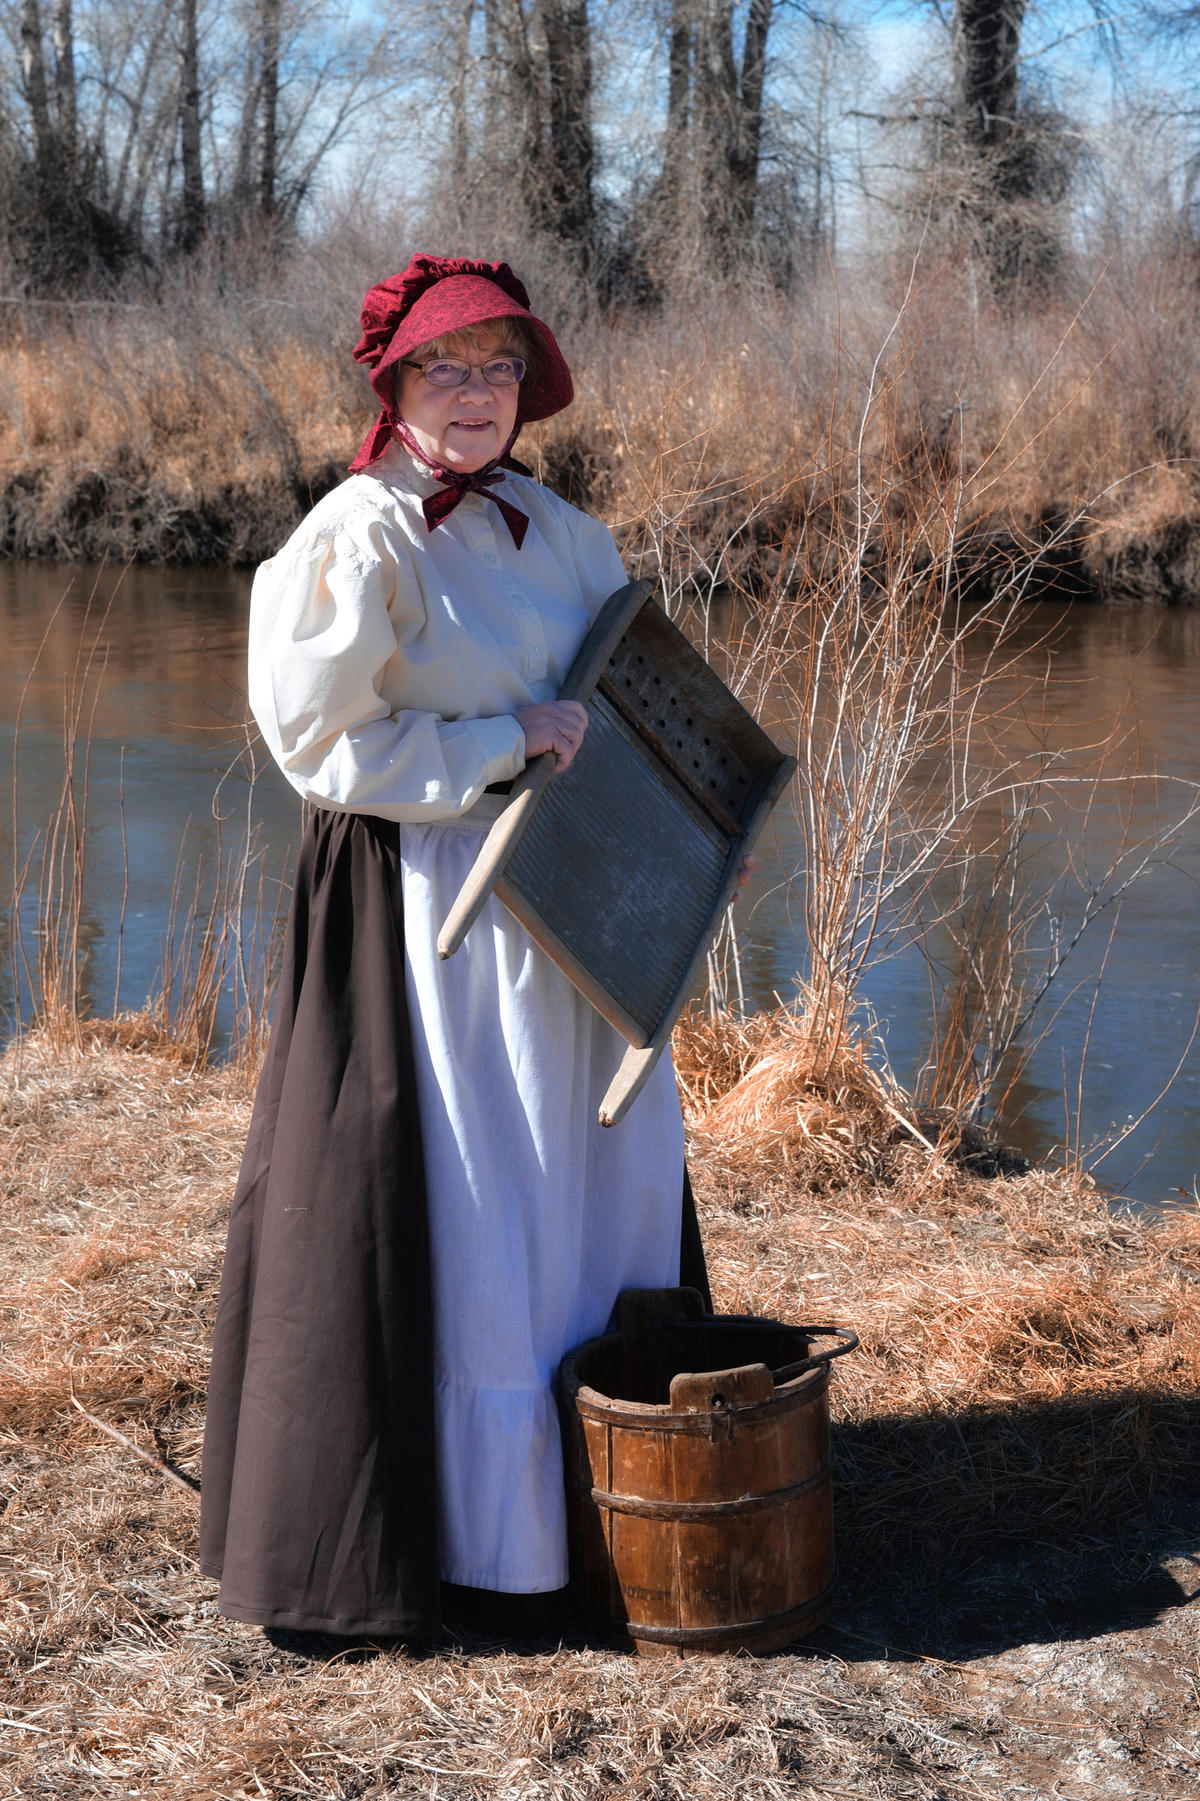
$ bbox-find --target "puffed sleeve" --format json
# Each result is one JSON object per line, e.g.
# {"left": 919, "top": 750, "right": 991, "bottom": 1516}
{"left": 518, "top": 478, "right": 630, "bottom": 623}
{"left": 571, "top": 509, "right": 629, "bottom": 620}
{"left": 247, "top": 503, "right": 527, "bottom": 821}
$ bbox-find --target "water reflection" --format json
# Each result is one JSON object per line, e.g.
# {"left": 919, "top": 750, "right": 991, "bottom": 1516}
{"left": 3, "top": 563, "right": 1198, "bottom": 1209}
{"left": 736, "top": 601, "right": 1200, "bottom": 1207}
{"left": 0, "top": 561, "right": 296, "bottom": 1041}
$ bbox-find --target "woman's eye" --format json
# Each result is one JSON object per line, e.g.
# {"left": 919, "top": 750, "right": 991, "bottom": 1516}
{"left": 426, "top": 361, "right": 468, "bottom": 384}
{"left": 484, "top": 359, "right": 523, "bottom": 383}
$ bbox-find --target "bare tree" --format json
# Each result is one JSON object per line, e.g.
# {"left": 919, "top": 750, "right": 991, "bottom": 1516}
{"left": 448, "top": 0, "right": 476, "bottom": 169}
{"left": 177, "top": 0, "right": 205, "bottom": 250}
{"left": 256, "top": 0, "right": 282, "bottom": 216}
{"left": 10, "top": 0, "right": 109, "bottom": 285}
{"left": 635, "top": 0, "right": 776, "bottom": 280}
{"left": 50, "top": 0, "right": 76, "bottom": 166}
{"left": 469, "top": 0, "right": 596, "bottom": 256}
{"left": 953, "top": 0, "right": 1026, "bottom": 152}
{"left": 539, "top": 0, "right": 595, "bottom": 253}
{"left": 213, "top": 0, "right": 396, "bottom": 234}
{"left": 876, "top": 0, "right": 1080, "bottom": 288}
{"left": 19, "top": 0, "right": 52, "bottom": 164}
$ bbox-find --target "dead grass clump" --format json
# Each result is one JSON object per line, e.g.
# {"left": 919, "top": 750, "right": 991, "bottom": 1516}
{"left": 74, "top": 1010, "right": 219, "bottom": 1060}
{"left": 0, "top": 1028, "right": 248, "bottom": 1440}
{"left": 674, "top": 1000, "right": 924, "bottom": 1190}
{"left": 0, "top": 311, "right": 356, "bottom": 564}
{"left": 671, "top": 1000, "right": 790, "bottom": 1115}
{"left": 1156, "top": 1205, "right": 1200, "bottom": 1274}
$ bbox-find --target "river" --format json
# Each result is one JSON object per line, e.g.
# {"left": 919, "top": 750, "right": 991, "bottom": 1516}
{"left": 2, "top": 559, "right": 1197, "bottom": 1211}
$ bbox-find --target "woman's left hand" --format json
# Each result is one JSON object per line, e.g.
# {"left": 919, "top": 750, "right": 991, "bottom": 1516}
{"left": 516, "top": 700, "right": 589, "bottom": 770}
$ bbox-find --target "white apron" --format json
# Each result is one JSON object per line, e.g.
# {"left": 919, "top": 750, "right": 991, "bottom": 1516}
{"left": 400, "top": 809, "right": 685, "bottom": 1592}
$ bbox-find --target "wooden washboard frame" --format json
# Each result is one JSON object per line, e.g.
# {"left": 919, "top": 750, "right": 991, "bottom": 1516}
{"left": 437, "top": 579, "right": 796, "bottom": 1126}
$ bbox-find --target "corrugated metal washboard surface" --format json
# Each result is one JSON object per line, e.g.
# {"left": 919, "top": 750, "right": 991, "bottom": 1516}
{"left": 437, "top": 580, "right": 796, "bottom": 1125}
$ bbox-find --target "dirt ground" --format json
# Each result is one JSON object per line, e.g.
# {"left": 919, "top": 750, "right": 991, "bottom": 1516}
{"left": 3, "top": 1026, "right": 1199, "bottom": 1799}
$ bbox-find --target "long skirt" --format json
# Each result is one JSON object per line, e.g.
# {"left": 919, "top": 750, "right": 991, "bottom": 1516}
{"left": 199, "top": 808, "right": 709, "bottom": 1638}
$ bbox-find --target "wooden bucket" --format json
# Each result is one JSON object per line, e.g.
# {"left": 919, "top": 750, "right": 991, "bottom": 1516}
{"left": 557, "top": 1287, "right": 857, "bottom": 1656}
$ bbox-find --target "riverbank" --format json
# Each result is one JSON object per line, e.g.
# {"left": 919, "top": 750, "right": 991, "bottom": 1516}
{"left": 3, "top": 1011, "right": 1199, "bottom": 1797}
{"left": 3, "top": 248, "right": 1199, "bottom": 602}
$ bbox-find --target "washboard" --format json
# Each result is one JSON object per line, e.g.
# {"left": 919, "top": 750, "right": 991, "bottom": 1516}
{"left": 438, "top": 580, "right": 796, "bottom": 1125}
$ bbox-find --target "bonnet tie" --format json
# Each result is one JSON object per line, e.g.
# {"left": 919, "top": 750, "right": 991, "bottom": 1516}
{"left": 391, "top": 418, "right": 532, "bottom": 550}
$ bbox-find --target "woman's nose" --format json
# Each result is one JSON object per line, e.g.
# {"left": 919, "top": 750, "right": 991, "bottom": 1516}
{"left": 459, "top": 366, "right": 492, "bottom": 399}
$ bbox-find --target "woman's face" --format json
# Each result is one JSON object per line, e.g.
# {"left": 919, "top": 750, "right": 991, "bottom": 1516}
{"left": 396, "top": 325, "right": 522, "bottom": 474}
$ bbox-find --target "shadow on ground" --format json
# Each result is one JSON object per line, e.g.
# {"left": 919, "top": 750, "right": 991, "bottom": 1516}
{"left": 258, "top": 1390, "right": 1200, "bottom": 1665}
{"left": 818, "top": 1387, "right": 1200, "bottom": 1659}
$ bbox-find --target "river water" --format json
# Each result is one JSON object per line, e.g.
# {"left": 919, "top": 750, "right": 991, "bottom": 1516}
{"left": 2, "top": 560, "right": 1197, "bottom": 1211}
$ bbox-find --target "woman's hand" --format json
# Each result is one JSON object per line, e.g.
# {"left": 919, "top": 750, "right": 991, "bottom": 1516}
{"left": 516, "top": 701, "right": 589, "bottom": 771}
{"left": 732, "top": 852, "right": 759, "bottom": 901}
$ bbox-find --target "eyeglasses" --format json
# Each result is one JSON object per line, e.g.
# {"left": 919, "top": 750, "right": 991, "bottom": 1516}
{"left": 401, "top": 355, "right": 526, "bottom": 388}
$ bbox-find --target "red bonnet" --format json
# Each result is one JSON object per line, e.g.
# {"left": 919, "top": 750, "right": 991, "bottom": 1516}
{"left": 348, "top": 254, "right": 573, "bottom": 472}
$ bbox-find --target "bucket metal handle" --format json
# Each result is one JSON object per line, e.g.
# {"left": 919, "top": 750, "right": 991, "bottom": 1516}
{"left": 669, "top": 1318, "right": 859, "bottom": 1384}
{"left": 768, "top": 1325, "right": 859, "bottom": 1383}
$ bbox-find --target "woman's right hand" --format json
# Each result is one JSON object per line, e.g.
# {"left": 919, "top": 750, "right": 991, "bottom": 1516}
{"left": 516, "top": 701, "right": 589, "bottom": 771}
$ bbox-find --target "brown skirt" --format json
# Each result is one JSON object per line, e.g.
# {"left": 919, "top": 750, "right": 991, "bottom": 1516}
{"left": 199, "top": 808, "right": 708, "bottom": 1638}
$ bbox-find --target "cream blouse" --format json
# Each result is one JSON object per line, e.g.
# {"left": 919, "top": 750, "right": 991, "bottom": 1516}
{"left": 248, "top": 442, "right": 627, "bottom": 822}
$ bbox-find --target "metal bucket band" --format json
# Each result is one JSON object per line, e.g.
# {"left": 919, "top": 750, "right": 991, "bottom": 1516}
{"left": 581, "top": 1456, "right": 835, "bottom": 1521}
{"left": 618, "top": 1582, "right": 837, "bottom": 1647}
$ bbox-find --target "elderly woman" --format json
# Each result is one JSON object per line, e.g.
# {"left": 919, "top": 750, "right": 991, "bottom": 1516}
{"left": 199, "top": 255, "right": 708, "bottom": 1641}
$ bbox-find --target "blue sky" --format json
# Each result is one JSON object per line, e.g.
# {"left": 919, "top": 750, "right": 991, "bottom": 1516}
{"left": 322, "top": 1, "right": 1195, "bottom": 234}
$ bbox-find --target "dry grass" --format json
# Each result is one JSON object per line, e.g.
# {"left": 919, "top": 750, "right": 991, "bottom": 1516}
{"left": 2, "top": 242, "right": 1199, "bottom": 592}
{"left": 682, "top": 998, "right": 1199, "bottom": 1411}
{"left": 0, "top": 310, "right": 359, "bottom": 564}
{"left": 674, "top": 1000, "right": 904, "bottom": 1189}
{"left": 4, "top": 1009, "right": 1200, "bottom": 1798}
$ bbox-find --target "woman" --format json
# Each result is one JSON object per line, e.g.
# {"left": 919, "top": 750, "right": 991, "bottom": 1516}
{"left": 199, "top": 254, "right": 708, "bottom": 1641}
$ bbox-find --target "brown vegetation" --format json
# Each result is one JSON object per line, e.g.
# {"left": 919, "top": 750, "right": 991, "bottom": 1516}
{"left": 2, "top": 235, "right": 1200, "bottom": 601}
{"left": 3, "top": 1007, "right": 1199, "bottom": 1798}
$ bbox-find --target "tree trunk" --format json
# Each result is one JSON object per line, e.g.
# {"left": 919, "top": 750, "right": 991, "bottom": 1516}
{"left": 666, "top": 5, "right": 691, "bottom": 135}
{"left": 20, "top": 0, "right": 53, "bottom": 165}
{"left": 634, "top": 0, "right": 778, "bottom": 282}
{"left": 656, "top": 0, "right": 693, "bottom": 209}
{"left": 448, "top": 0, "right": 476, "bottom": 171}
{"left": 483, "top": 0, "right": 504, "bottom": 162}
{"left": 233, "top": 40, "right": 259, "bottom": 213}
{"left": 478, "top": 0, "right": 544, "bottom": 228}
{"left": 732, "top": 0, "right": 771, "bottom": 222}
{"left": 537, "top": 0, "right": 595, "bottom": 255}
{"left": 50, "top": 0, "right": 76, "bottom": 166}
{"left": 951, "top": 0, "right": 1043, "bottom": 284}
{"left": 109, "top": 0, "right": 174, "bottom": 218}
{"left": 692, "top": 0, "right": 739, "bottom": 235}
{"left": 257, "top": 0, "right": 282, "bottom": 216}
{"left": 952, "top": 0, "right": 1026, "bottom": 169}
{"left": 177, "top": 0, "right": 205, "bottom": 249}
{"left": 505, "top": 0, "right": 542, "bottom": 205}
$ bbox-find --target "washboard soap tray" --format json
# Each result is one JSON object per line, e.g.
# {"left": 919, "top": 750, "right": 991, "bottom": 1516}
{"left": 438, "top": 579, "right": 796, "bottom": 1126}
